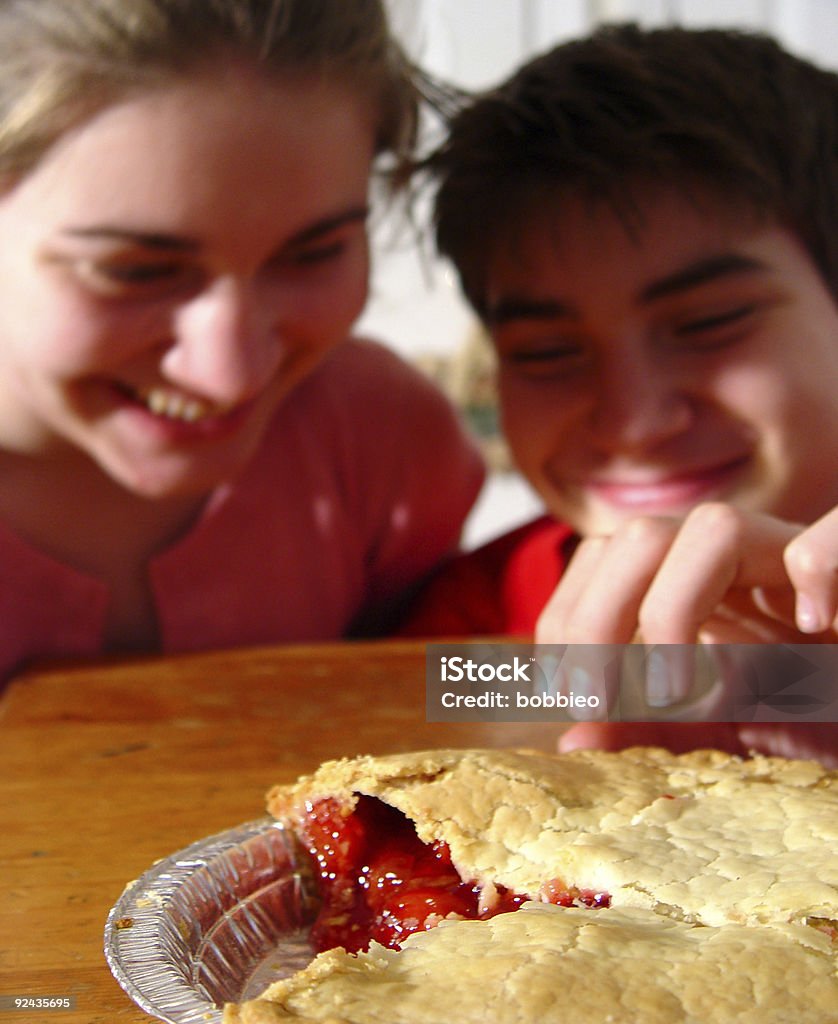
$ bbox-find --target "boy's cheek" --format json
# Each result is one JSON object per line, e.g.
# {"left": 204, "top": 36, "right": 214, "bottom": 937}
{"left": 501, "top": 388, "right": 575, "bottom": 461}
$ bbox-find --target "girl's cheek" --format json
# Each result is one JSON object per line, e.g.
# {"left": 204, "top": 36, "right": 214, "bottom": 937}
{"left": 17, "top": 311, "right": 149, "bottom": 376}
{"left": 285, "top": 267, "right": 369, "bottom": 333}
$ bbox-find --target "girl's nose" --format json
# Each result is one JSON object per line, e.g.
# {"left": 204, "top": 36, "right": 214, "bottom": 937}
{"left": 162, "top": 276, "right": 282, "bottom": 405}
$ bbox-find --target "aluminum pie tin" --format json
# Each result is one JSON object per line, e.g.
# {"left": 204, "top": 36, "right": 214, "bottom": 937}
{"left": 104, "top": 817, "right": 319, "bottom": 1023}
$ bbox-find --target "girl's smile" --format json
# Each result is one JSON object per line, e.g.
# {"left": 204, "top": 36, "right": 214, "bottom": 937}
{"left": 0, "top": 64, "right": 376, "bottom": 498}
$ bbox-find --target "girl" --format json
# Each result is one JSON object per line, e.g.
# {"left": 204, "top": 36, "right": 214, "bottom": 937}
{"left": 0, "top": 0, "right": 483, "bottom": 681}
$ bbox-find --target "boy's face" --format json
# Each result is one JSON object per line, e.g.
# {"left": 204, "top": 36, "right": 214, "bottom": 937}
{"left": 484, "top": 186, "right": 838, "bottom": 536}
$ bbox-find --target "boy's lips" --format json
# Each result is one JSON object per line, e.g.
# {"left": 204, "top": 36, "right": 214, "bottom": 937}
{"left": 583, "top": 457, "right": 751, "bottom": 511}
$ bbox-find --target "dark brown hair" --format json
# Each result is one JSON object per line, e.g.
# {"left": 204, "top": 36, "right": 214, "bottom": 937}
{"left": 430, "top": 23, "right": 838, "bottom": 315}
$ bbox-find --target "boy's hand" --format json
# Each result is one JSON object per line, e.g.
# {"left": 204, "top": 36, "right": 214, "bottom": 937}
{"left": 535, "top": 503, "right": 838, "bottom": 646}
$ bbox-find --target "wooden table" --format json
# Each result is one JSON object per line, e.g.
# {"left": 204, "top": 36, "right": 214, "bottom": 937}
{"left": 0, "top": 640, "right": 562, "bottom": 1023}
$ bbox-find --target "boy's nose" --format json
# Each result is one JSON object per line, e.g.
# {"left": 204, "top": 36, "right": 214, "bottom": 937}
{"left": 587, "top": 356, "right": 693, "bottom": 452}
{"left": 162, "top": 276, "right": 282, "bottom": 405}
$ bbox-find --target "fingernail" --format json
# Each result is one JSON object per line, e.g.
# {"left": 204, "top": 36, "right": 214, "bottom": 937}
{"left": 568, "top": 666, "right": 606, "bottom": 720}
{"left": 535, "top": 654, "right": 560, "bottom": 695}
{"left": 646, "top": 649, "right": 673, "bottom": 707}
{"left": 796, "top": 593, "right": 825, "bottom": 634}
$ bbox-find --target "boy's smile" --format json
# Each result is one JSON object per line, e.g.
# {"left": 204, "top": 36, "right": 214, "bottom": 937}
{"left": 485, "top": 186, "right": 838, "bottom": 537}
{"left": 581, "top": 455, "right": 754, "bottom": 512}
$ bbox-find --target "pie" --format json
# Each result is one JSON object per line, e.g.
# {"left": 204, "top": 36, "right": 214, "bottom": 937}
{"left": 223, "top": 746, "right": 838, "bottom": 1023}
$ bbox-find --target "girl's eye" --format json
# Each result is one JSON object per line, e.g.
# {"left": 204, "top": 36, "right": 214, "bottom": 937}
{"left": 70, "top": 258, "right": 197, "bottom": 296}
{"left": 278, "top": 239, "right": 348, "bottom": 268}
{"left": 297, "top": 241, "right": 346, "bottom": 264}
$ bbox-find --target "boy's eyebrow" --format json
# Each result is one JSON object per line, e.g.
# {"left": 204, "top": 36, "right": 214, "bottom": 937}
{"left": 57, "top": 206, "right": 371, "bottom": 251}
{"left": 639, "top": 253, "right": 767, "bottom": 303}
{"left": 486, "top": 296, "right": 575, "bottom": 326}
{"left": 486, "top": 253, "right": 768, "bottom": 326}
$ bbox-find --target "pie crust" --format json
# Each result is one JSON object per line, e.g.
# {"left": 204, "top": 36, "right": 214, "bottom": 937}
{"left": 223, "top": 746, "right": 838, "bottom": 1023}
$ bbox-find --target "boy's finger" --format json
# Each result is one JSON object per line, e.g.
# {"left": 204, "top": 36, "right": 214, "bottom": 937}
{"left": 538, "top": 518, "right": 678, "bottom": 643}
{"left": 638, "top": 505, "right": 797, "bottom": 643}
{"left": 783, "top": 507, "right": 838, "bottom": 634}
{"left": 535, "top": 535, "right": 609, "bottom": 640}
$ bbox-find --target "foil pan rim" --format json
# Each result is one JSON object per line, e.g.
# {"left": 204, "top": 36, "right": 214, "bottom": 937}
{"left": 104, "top": 816, "right": 312, "bottom": 1024}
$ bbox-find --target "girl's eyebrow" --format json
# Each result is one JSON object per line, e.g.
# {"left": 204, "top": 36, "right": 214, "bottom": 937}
{"left": 57, "top": 206, "right": 371, "bottom": 252}
{"left": 284, "top": 206, "right": 370, "bottom": 246}
{"left": 58, "top": 227, "right": 199, "bottom": 251}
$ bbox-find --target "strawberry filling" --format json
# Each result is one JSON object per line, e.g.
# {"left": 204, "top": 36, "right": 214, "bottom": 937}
{"left": 298, "top": 795, "right": 610, "bottom": 953}
{"left": 809, "top": 918, "right": 838, "bottom": 941}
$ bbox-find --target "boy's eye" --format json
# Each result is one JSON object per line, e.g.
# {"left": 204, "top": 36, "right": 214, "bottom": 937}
{"left": 674, "top": 304, "right": 757, "bottom": 345}
{"left": 497, "top": 337, "right": 586, "bottom": 377}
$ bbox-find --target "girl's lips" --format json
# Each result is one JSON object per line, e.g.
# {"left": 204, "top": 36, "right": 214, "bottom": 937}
{"left": 109, "top": 381, "right": 254, "bottom": 441}
{"left": 135, "top": 386, "right": 232, "bottom": 424}
{"left": 585, "top": 457, "right": 751, "bottom": 511}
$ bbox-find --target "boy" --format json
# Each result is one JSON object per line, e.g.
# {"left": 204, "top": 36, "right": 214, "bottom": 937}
{"left": 404, "top": 23, "right": 838, "bottom": 764}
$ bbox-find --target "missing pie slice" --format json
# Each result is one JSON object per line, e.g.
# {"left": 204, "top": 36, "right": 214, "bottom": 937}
{"left": 223, "top": 747, "right": 838, "bottom": 1023}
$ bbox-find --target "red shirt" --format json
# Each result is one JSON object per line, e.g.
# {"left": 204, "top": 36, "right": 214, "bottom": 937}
{"left": 399, "top": 516, "right": 577, "bottom": 637}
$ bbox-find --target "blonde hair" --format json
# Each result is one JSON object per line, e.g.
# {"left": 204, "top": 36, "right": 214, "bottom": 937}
{"left": 0, "top": 0, "right": 418, "bottom": 185}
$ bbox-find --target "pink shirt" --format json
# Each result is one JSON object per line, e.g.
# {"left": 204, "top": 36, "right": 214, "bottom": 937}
{"left": 0, "top": 340, "right": 484, "bottom": 682}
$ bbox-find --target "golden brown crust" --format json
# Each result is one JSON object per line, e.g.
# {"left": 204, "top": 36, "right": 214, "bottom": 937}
{"left": 225, "top": 904, "right": 837, "bottom": 1024}
{"left": 225, "top": 747, "right": 838, "bottom": 1024}
{"left": 268, "top": 746, "right": 837, "bottom": 927}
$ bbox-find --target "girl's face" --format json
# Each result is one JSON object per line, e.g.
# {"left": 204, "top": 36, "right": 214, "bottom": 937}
{"left": 486, "top": 187, "right": 838, "bottom": 535}
{"left": 0, "top": 65, "right": 376, "bottom": 497}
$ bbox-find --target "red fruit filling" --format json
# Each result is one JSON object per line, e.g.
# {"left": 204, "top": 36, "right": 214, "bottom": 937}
{"left": 810, "top": 918, "right": 838, "bottom": 942}
{"left": 298, "top": 795, "right": 610, "bottom": 953}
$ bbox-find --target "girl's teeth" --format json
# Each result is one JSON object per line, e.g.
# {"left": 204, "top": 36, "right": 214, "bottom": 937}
{"left": 138, "top": 388, "right": 216, "bottom": 422}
